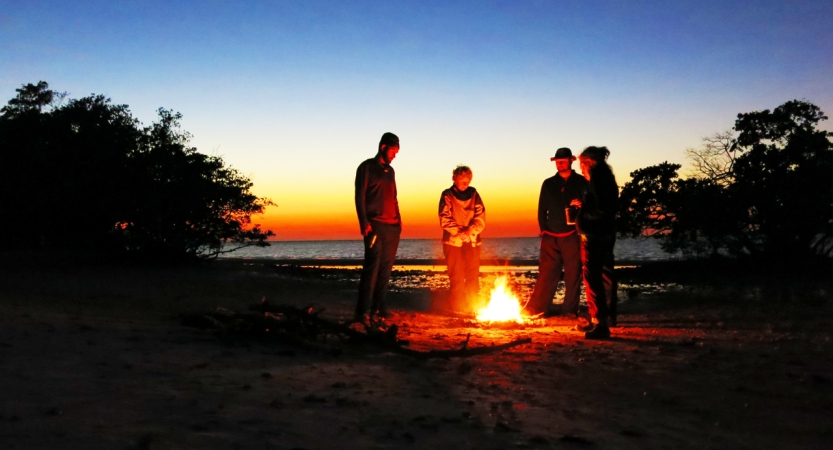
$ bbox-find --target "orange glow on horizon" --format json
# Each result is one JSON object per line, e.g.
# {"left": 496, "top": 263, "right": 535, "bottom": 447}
{"left": 257, "top": 202, "right": 540, "bottom": 241}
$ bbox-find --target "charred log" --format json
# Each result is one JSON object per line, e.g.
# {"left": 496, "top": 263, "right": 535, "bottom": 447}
{"left": 181, "top": 299, "right": 532, "bottom": 358}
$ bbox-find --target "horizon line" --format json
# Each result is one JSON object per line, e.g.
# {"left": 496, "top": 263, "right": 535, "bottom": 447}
{"left": 263, "top": 235, "right": 539, "bottom": 243}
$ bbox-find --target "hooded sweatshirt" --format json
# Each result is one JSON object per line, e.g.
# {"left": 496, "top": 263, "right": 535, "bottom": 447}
{"left": 438, "top": 186, "right": 486, "bottom": 247}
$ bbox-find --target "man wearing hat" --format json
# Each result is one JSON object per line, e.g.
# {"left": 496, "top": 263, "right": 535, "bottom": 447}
{"left": 526, "top": 147, "right": 589, "bottom": 317}
{"left": 354, "top": 132, "right": 402, "bottom": 322}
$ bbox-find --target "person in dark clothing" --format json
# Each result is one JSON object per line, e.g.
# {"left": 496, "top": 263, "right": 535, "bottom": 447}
{"left": 573, "top": 146, "right": 619, "bottom": 339}
{"left": 354, "top": 132, "right": 401, "bottom": 322}
{"left": 438, "top": 165, "right": 486, "bottom": 315}
{"left": 603, "top": 251, "right": 618, "bottom": 326}
{"left": 526, "top": 147, "right": 588, "bottom": 317}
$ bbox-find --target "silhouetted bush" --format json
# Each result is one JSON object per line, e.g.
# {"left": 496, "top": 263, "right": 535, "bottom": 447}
{"left": 0, "top": 81, "right": 273, "bottom": 260}
{"left": 618, "top": 100, "right": 833, "bottom": 260}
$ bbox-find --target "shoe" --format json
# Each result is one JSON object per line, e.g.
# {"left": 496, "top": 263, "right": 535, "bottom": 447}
{"left": 374, "top": 308, "right": 390, "bottom": 319}
{"left": 574, "top": 316, "right": 595, "bottom": 332}
{"left": 585, "top": 324, "right": 611, "bottom": 340}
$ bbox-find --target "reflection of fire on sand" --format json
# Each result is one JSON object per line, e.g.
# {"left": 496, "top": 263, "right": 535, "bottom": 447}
{"left": 183, "top": 272, "right": 539, "bottom": 359}
{"left": 2, "top": 260, "right": 832, "bottom": 449}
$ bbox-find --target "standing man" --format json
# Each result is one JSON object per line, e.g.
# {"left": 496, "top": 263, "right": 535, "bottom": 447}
{"left": 354, "top": 132, "right": 401, "bottom": 322}
{"left": 438, "top": 165, "right": 486, "bottom": 315}
{"left": 526, "top": 147, "right": 588, "bottom": 317}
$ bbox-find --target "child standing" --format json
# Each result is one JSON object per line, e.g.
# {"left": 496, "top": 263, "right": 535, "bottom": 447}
{"left": 438, "top": 165, "right": 486, "bottom": 315}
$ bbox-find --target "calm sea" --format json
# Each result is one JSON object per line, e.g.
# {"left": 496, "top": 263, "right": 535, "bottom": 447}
{"left": 220, "top": 237, "right": 680, "bottom": 263}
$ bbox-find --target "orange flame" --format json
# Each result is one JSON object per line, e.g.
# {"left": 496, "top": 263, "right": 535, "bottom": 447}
{"left": 476, "top": 275, "right": 524, "bottom": 323}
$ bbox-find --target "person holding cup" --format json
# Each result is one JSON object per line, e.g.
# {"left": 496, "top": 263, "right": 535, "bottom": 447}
{"left": 527, "top": 147, "right": 588, "bottom": 317}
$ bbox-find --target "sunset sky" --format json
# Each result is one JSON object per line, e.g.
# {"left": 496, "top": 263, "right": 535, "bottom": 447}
{"left": 3, "top": 1, "right": 832, "bottom": 240}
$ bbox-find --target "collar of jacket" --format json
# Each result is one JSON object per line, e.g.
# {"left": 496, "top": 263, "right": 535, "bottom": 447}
{"left": 450, "top": 185, "right": 475, "bottom": 201}
{"left": 374, "top": 155, "right": 393, "bottom": 171}
{"left": 559, "top": 170, "right": 581, "bottom": 182}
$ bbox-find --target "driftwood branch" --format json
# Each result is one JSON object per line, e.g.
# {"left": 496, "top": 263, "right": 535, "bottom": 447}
{"left": 181, "top": 301, "right": 532, "bottom": 359}
{"left": 390, "top": 337, "right": 532, "bottom": 359}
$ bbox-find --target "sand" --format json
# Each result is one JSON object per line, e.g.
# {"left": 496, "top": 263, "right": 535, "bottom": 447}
{"left": 1, "top": 258, "right": 831, "bottom": 449}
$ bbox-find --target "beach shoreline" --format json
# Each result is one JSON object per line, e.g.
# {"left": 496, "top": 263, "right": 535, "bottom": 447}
{"left": 1, "top": 257, "right": 831, "bottom": 449}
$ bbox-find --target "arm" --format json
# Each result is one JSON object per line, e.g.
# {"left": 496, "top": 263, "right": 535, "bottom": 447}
{"left": 394, "top": 180, "right": 401, "bottom": 227}
{"left": 581, "top": 181, "right": 604, "bottom": 221}
{"left": 537, "top": 181, "right": 549, "bottom": 233}
{"left": 438, "top": 192, "right": 463, "bottom": 236}
{"left": 467, "top": 192, "right": 486, "bottom": 236}
{"left": 355, "top": 163, "right": 371, "bottom": 235}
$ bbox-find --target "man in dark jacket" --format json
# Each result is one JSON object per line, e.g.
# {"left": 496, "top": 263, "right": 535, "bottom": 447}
{"left": 354, "top": 132, "right": 401, "bottom": 322}
{"left": 527, "top": 147, "right": 588, "bottom": 317}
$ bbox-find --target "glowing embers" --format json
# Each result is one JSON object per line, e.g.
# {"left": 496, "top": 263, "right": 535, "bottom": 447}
{"left": 476, "top": 275, "right": 524, "bottom": 323}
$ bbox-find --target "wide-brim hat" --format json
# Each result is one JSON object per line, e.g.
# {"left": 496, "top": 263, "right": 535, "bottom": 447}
{"left": 550, "top": 147, "right": 574, "bottom": 161}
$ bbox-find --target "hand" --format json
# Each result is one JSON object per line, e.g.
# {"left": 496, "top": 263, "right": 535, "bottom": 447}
{"left": 459, "top": 230, "right": 471, "bottom": 242}
{"left": 363, "top": 223, "right": 373, "bottom": 236}
{"left": 570, "top": 199, "right": 582, "bottom": 208}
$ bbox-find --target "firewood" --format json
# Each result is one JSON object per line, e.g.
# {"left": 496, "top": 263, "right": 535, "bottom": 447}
{"left": 182, "top": 300, "right": 533, "bottom": 359}
{"left": 389, "top": 337, "right": 532, "bottom": 359}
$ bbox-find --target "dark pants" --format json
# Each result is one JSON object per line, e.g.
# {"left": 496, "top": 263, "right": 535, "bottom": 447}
{"left": 581, "top": 234, "right": 615, "bottom": 322}
{"left": 356, "top": 223, "right": 401, "bottom": 316}
{"left": 443, "top": 243, "right": 481, "bottom": 313}
{"left": 528, "top": 232, "right": 582, "bottom": 315}
{"left": 603, "top": 246, "right": 618, "bottom": 321}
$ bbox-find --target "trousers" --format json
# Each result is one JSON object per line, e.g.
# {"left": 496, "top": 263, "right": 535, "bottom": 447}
{"left": 443, "top": 243, "right": 481, "bottom": 312}
{"left": 528, "top": 232, "right": 582, "bottom": 315}
{"left": 581, "top": 234, "right": 615, "bottom": 321}
{"left": 356, "top": 223, "right": 401, "bottom": 316}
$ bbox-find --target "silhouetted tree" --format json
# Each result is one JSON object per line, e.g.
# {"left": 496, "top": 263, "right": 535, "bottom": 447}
{"left": 730, "top": 100, "right": 833, "bottom": 258}
{"left": 618, "top": 100, "right": 833, "bottom": 259}
{"left": 617, "top": 162, "right": 737, "bottom": 257}
{"left": 119, "top": 109, "right": 275, "bottom": 258}
{"left": 0, "top": 81, "right": 274, "bottom": 260}
{"left": 683, "top": 130, "right": 737, "bottom": 185}
{"left": 617, "top": 162, "right": 680, "bottom": 238}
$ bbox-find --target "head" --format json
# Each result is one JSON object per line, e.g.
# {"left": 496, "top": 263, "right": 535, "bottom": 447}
{"left": 377, "top": 132, "right": 400, "bottom": 164}
{"left": 452, "top": 165, "right": 473, "bottom": 191}
{"left": 578, "top": 146, "right": 611, "bottom": 180}
{"left": 550, "top": 147, "right": 575, "bottom": 177}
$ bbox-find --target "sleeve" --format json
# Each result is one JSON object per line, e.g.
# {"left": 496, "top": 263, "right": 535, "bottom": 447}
{"left": 537, "top": 181, "right": 549, "bottom": 232}
{"left": 394, "top": 176, "right": 401, "bottom": 225}
{"left": 438, "top": 192, "right": 461, "bottom": 235}
{"left": 468, "top": 192, "right": 486, "bottom": 235}
{"left": 581, "top": 181, "right": 604, "bottom": 221}
{"left": 355, "top": 162, "right": 369, "bottom": 234}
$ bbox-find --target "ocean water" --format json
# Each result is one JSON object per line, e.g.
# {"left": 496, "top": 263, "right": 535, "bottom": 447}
{"left": 220, "top": 237, "right": 681, "bottom": 263}
{"left": 222, "top": 237, "right": 686, "bottom": 304}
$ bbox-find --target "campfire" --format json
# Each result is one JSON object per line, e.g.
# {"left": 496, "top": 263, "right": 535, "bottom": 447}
{"left": 475, "top": 275, "right": 525, "bottom": 323}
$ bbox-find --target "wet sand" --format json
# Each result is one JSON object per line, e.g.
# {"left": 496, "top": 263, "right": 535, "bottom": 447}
{"left": 1, "top": 258, "right": 831, "bottom": 449}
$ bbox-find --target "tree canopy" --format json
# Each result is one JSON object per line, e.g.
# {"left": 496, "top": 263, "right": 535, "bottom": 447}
{"left": 617, "top": 100, "right": 833, "bottom": 260}
{"left": 0, "top": 81, "right": 274, "bottom": 260}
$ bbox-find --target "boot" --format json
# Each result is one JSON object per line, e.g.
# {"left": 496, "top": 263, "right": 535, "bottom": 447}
{"left": 585, "top": 323, "right": 611, "bottom": 340}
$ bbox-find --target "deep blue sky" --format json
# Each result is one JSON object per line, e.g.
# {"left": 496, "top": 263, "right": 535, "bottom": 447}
{"left": 2, "top": 0, "right": 832, "bottom": 238}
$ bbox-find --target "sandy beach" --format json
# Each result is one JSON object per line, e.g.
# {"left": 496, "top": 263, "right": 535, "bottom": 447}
{"left": 1, "top": 256, "right": 831, "bottom": 449}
